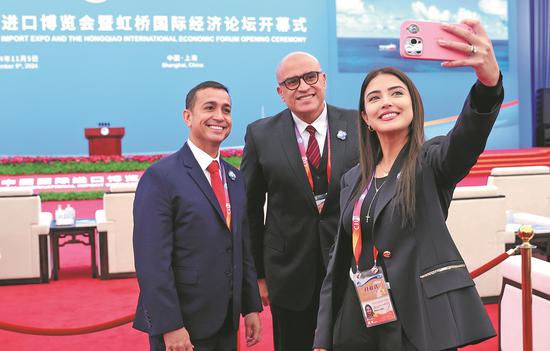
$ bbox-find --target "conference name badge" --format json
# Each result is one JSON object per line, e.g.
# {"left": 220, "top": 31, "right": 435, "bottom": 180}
{"left": 349, "top": 267, "right": 397, "bottom": 328}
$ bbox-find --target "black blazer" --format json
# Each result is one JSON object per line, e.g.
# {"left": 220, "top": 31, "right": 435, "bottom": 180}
{"left": 133, "top": 144, "right": 261, "bottom": 339}
{"left": 314, "top": 87, "right": 504, "bottom": 350}
{"left": 241, "top": 105, "right": 359, "bottom": 310}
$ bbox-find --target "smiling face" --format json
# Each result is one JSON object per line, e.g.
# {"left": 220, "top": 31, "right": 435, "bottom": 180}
{"left": 276, "top": 52, "right": 326, "bottom": 123}
{"left": 183, "top": 87, "right": 232, "bottom": 157}
{"left": 365, "top": 304, "right": 374, "bottom": 318}
{"left": 361, "top": 73, "right": 414, "bottom": 140}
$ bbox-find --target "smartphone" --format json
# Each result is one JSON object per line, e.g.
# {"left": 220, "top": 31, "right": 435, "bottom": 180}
{"left": 399, "top": 20, "right": 473, "bottom": 61}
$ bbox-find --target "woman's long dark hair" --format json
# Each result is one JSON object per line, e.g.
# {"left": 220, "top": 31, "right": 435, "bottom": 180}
{"left": 357, "top": 67, "right": 425, "bottom": 228}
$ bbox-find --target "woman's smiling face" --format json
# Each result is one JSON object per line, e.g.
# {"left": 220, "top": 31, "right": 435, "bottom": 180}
{"left": 361, "top": 73, "right": 414, "bottom": 138}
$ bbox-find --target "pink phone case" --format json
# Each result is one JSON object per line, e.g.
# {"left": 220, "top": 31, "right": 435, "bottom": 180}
{"left": 399, "top": 20, "right": 472, "bottom": 61}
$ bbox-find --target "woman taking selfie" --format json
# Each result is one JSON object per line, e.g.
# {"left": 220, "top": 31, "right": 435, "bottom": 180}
{"left": 313, "top": 19, "right": 503, "bottom": 351}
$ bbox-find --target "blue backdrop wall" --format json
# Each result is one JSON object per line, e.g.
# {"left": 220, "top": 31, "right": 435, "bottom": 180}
{"left": 0, "top": 0, "right": 529, "bottom": 156}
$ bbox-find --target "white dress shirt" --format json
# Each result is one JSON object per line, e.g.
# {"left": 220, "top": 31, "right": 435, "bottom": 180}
{"left": 187, "top": 139, "right": 221, "bottom": 185}
{"left": 291, "top": 103, "right": 328, "bottom": 156}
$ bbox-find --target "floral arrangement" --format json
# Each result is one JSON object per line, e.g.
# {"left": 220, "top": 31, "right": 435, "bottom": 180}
{"left": 0, "top": 155, "right": 163, "bottom": 165}
{"left": 39, "top": 190, "right": 106, "bottom": 202}
{"left": 0, "top": 148, "right": 243, "bottom": 175}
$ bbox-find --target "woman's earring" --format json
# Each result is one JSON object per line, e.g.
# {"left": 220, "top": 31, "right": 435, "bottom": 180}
{"left": 367, "top": 125, "right": 374, "bottom": 132}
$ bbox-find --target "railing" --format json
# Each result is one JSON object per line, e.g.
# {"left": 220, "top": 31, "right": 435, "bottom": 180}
{"left": 0, "top": 226, "right": 538, "bottom": 351}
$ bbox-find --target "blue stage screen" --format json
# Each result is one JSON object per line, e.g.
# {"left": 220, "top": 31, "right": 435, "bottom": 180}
{"left": 0, "top": 0, "right": 524, "bottom": 155}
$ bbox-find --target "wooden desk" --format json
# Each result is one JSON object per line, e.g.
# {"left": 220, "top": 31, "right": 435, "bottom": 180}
{"left": 49, "top": 219, "right": 97, "bottom": 280}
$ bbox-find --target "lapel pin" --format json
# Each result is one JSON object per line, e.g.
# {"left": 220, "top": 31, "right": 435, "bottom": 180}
{"left": 396, "top": 172, "right": 401, "bottom": 180}
{"left": 336, "top": 130, "right": 347, "bottom": 140}
{"left": 228, "top": 170, "right": 236, "bottom": 181}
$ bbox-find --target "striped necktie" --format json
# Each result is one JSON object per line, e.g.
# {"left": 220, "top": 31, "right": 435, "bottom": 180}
{"left": 305, "top": 125, "right": 321, "bottom": 169}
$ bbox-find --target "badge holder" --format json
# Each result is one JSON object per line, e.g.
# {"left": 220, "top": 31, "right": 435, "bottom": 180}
{"left": 349, "top": 266, "right": 397, "bottom": 328}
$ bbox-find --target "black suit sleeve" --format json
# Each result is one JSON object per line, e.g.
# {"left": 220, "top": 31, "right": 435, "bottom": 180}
{"left": 424, "top": 74, "right": 504, "bottom": 188}
{"left": 241, "top": 124, "right": 268, "bottom": 279}
{"left": 471, "top": 73, "right": 504, "bottom": 113}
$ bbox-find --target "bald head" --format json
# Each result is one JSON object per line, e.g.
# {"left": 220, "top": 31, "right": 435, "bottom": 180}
{"left": 276, "top": 52, "right": 322, "bottom": 82}
{"left": 275, "top": 51, "right": 327, "bottom": 124}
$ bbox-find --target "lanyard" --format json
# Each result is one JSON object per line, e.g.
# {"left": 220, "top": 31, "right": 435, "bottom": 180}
{"left": 351, "top": 176, "right": 378, "bottom": 272}
{"left": 293, "top": 124, "right": 332, "bottom": 191}
{"left": 219, "top": 162, "right": 232, "bottom": 230}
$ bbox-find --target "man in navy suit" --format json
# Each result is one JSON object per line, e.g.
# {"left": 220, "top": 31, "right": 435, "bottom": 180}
{"left": 133, "top": 81, "right": 262, "bottom": 351}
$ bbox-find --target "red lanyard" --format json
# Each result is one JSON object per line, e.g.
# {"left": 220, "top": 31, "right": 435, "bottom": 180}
{"left": 351, "top": 176, "right": 378, "bottom": 271}
{"left": 219, "top": 162, "right": 231, "bottom": 229}
{"left": 293, "top": 124, "right": 331, "bottom": 191}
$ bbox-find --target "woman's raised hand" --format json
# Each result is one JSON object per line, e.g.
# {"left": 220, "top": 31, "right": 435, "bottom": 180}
{"left": 438, "top": 19, "right": 500, "bottom": 87}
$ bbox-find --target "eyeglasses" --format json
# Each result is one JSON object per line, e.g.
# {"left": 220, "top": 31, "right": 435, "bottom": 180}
{"left": 278, "top": 71, "right": 323, "bottom": 91}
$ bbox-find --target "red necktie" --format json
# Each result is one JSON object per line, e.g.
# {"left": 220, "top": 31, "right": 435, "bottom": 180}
{"left": 206, "top": 160, "right": 226, "bottom": 218}
{"left": 305, "top": 125, "right": 321, "bottom": 169}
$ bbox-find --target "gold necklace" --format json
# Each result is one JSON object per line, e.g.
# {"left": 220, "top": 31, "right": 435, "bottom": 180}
{"left": 378, "top": 164, "right": 390, "bottom": 177}
{"left": 365, "top": 176, "right": 387, "bottom": 223}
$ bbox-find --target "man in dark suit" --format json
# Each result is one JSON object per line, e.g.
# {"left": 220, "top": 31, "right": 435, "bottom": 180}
{"left": 241, "top": 52, "right": 359, "bottom": 351}
{"left": 133, "top": 81, "right": 262, "bottom": 351}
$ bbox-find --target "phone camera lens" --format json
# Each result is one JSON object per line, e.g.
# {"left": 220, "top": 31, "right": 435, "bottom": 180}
{"left": 407, "top": 24, "right": 419, "bottom": 34}
{"left": 411, "top": 38, "right": 417, "bottom": 44}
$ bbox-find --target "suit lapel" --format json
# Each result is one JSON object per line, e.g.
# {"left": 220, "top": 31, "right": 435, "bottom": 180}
{"left": 340, "top": 166, "right": 361, "bottom": 218}
{"left": 222, "top": 160, "right": 238, "bottom": 234}
{"left": 327, "top": 106, "right": 347, "bottom": 186}
{"left": 325, "top": 106, "right": 349, "bottom": 207}
{"left": 181, "top": 144, "right": 225, "bottom": 223}
{"left": 339, "top": 145, "right": 408, "bottom": 226}
{"left": 372, "top": 146, "right": 408, "bottom": 222}
{"left": 278, "top": 111, "right": 317, "bottom": 209}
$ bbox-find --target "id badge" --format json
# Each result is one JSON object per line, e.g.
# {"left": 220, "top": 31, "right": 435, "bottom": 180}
{"left": 314, "top": 193, "right": 327, "bottom": 213}
{"left": 349, "top": 266, "right": 397, "bottom": 328}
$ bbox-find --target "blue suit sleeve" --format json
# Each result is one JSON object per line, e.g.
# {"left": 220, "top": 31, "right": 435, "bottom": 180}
{"left": 133, "top": 166, "right": 184, "bottom": 336}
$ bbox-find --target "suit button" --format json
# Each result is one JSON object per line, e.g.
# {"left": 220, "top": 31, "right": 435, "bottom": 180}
{"left": 383, "top": 251, "right": 392, "bottom": 258}
{"left": 225, "top": 270, "right": 232, "bottom": 276}
{"left": 226, "top": 247, "right": 232, "bottom": 253}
